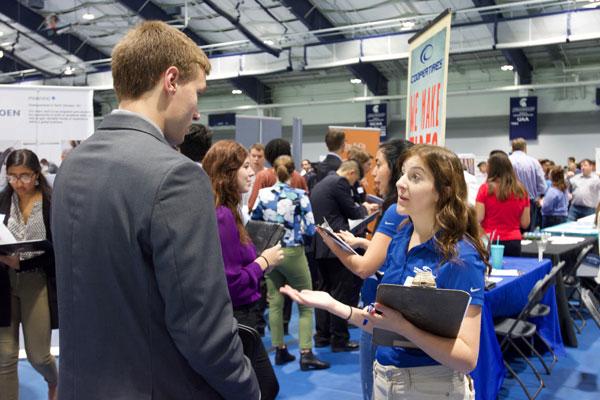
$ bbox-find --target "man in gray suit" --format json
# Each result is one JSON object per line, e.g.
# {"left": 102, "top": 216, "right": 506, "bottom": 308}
{"left": 51, "top": 21, "right": 259, "bottom": 399}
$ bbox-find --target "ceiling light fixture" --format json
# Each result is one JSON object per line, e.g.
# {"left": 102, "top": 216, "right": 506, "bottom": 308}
{"left": 82, "top": 13, "right": 95, "bottom": 21}
{"left": 0, "top": 41, "right": 11, "bottom": 47}
{"left": 350, "top": 78, "right": 362, "bottom": 84}
{"left": 401, "top": 21, "right": 415, "bottom": 30}
{"left": 0, "top": 50, "right": 3, "bottom": 59}
{"left": 263, "top": 39, "right": 274, "bottom": 46}
{"left": 500, "top": 64, "right": 514, "bottom": 71}
{"left": 0, "top": 31, "right": 3, "bottom": 37}
{"left": 232, "top": 89, "right": 242, "bottom": 95}
{"left": 63, "top": 66, "right": 75, "bottom": 75}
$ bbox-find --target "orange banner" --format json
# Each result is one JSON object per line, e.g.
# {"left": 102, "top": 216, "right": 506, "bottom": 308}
{"left": 329, "top": 126, "right": 381, "bottom": 197}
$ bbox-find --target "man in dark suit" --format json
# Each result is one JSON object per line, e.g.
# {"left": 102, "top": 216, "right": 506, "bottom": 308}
{"left": 51, "top": 21, "right": 258, "bottom": 400}
{"left": 310, "top": 160, "right": 379, "bottom": 351}
{"left": 316, "top": 129, "right": 345, "bottom": 182}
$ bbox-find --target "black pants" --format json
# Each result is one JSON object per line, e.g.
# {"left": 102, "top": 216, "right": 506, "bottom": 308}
{"left": 528, "top": 198, "right": 541, "bottom": 231}
{"left": 500, "top": 240, "right": 522, "bottom": 257}
{"left": 542, "top": 215, "right": 567, "bottom": 229}
{"left": 234, "top": 303, "right": 279, "bottom": 400}
{"left": 233, "top": 300, "right": 264, "bottom": 331}
{"left": 314, "top": 258, "right": 363, "bottom": 346}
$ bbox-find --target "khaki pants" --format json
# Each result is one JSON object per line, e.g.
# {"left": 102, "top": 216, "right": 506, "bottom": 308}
{"left": 373, "top": 361, "right": 474, "bottom": 400}
{"left": 0, "top": 269, "right": 57, "bottom": 400}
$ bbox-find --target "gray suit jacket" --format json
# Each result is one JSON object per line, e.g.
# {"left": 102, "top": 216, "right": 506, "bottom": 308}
{"left": 51, "top": 112, "right": 259, "bottom": 400}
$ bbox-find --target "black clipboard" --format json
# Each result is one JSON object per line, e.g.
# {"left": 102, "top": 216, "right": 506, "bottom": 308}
{"left": 348, "top": 212, "right": 379, "bottom": 234}
{"left": 317, "top": 220, "right": 358, "bottom": 255}
{"left": 246, "top": 220, "right": 285, "bottom": 254}
{"left": 0, "top": 239, "right": 52, "bottom": 255}
{"left": 372, "top": 284, "right": 471, "bottom": 348}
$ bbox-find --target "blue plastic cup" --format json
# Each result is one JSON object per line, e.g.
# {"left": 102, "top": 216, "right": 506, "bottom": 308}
{"left": 490, "top": 244, "right": 505, "bottom": 269}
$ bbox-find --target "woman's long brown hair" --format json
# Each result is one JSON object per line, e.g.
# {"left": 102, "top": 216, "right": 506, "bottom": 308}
{"left": 486, "top": 153, "right": 528, "bottom": 201}
{"left": 202, "top": 140, "right": 251, "bottom": 244}
{"left": 402, "top": 144, "right": 491, "bottom": 273}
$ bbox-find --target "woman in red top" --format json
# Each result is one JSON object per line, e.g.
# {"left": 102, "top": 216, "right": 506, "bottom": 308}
{"left": 476, "top": 153, "right": 530, "bottom": 256}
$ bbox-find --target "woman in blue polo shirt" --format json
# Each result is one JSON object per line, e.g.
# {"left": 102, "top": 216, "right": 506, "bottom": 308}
{"left": 316, "top": 139, "right": 412, "bottom": 399}
{"left": 282, "top": 144, "right": 489, "bottom": 399}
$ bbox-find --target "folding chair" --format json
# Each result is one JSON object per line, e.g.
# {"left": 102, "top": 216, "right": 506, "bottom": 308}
{"left": 523, "top": 261, "right": 565, "bottom": 374}
{"left": 563, "top": 245, "right": 594, "bottom": 333}
{"left": 580, "top": 288, "right": 600, "bottom": 329}
{"left": 494, "top": 262, "right": 563, "bottom": 400}
{"left": 238, "top": 324, "right": 280, "bottom": 400}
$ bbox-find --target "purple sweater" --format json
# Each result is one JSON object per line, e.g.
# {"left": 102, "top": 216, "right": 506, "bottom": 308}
{"left": 215, "top": 206, "right": 263, "bottom": 307}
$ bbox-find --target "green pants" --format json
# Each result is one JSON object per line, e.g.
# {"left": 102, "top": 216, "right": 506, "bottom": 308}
{"left": 266, "top": 246, "right": 314, "bottom": 350}
{"left": 0, "top": 269, "right": 58, "bottom": 400}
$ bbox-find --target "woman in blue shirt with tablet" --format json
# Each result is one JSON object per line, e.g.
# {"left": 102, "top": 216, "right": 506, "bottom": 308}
{"left": 282, "top": 144, "right": 489, "bottom": 399}
{"left": 317, "top": 138, "right": 412, "bottom": 399}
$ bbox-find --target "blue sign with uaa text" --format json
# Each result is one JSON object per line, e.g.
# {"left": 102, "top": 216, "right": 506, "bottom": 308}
{"left": 509, "top": 96, "right": 537, "bottom": 140}
{"left": 366, "top": 103, "right": 387, "bottom": 138}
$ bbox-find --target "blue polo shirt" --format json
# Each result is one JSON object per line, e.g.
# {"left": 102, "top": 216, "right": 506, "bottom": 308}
{"left": 360, "top": 204, "right": 407, "bottom": 305}
{"left": 375, "top": 221, "right": 486, "bottom": 368}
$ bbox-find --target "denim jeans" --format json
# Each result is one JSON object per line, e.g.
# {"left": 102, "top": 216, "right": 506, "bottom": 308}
{"left": 568, "top": 204, "right": 595, "bottom": 221}
{"left": 360, "top": 330, "right": 378, "bottom": 400}
{"left": 373, "top": 361, "right": 474, "bottom": 400}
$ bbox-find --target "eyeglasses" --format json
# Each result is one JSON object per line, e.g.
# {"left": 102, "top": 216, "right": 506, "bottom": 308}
{"left": 6, "top": 173, "right": 35, "bottom": 184}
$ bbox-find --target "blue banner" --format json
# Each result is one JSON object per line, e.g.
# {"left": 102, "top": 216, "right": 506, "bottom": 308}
{"left": 366, "top": 103, "right": 387, "bottom": 138}
{"left": 208, "top": 113, "right": 236, "bottom": 127}
{"left": 509, "top": 97, "right": 537, "bottom": 140}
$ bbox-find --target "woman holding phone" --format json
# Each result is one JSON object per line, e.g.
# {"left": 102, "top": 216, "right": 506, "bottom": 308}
{"left": 282, "top": 144, "right": 488, "bottom": 399}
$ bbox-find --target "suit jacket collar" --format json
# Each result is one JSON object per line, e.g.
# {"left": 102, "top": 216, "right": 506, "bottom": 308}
{"left": 326, "top": 152, "right": 342, "bottom": 161}
{"left": 97, "top": 111, "right": 169, "bottom": 146}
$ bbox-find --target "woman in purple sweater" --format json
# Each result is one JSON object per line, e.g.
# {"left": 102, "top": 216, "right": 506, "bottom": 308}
{"left": 203, "top": 140, "right": 283, "bottom": 400}
{"left": 203, "top": 140, "right": 283, "bottom": 328}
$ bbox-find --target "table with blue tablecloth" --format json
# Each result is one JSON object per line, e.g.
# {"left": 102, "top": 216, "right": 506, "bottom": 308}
{"left": 542, "top": 220, "right": 598, "bottom": 237}
{"left": 471, "top": 257, "right": 564, "bottom": 400}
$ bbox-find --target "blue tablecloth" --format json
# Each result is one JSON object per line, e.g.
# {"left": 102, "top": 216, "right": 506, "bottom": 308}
{"left": 470, "top": 257, "right": 565, "bottom": 400}
{"left": 542, "top": 220, "right": 598, "bottom": 237}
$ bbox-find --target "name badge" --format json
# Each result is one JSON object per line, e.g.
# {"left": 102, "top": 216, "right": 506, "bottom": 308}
{"left": 357, "top": 187, "right": 365, "bottom": 194}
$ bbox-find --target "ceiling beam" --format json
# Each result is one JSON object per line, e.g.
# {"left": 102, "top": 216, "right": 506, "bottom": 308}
{"left": 201, "top": 0, "right": 280, "bottom": 56}
{"left": 117, "top": 0, "right": 209, "bottom": 45}
{"left": 0, "top": 54, "right": 32, "bottom": 73}
{"left": 472, "top": 0, "right": 532, "bottom": 84}
{"left": 0, "top": 0, "right": 107, "bottom": 62}
{"left": 117, "top": 0, "right": 272, "bottom": 104}
{"left": 281, "top": 0, "right": 388, "bottom": 95}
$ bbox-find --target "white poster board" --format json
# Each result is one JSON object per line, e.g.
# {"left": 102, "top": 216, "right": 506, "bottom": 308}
{"left": 405, "top": 10, "right": 452, "bottom": 146}
{"left": 0, "top": 85, "right": 93, "bottom": 164}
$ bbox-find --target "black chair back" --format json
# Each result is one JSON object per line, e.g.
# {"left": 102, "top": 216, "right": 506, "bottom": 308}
{"left": 530, "top": 261, "right": 565, "bottom": 304}
{"left": 581, "top": 288, "right": 600, "bottom": 328}
{"left": 238, "top": 323, "right": 261, "bottom": 362}
{"left": 501, "top": 262, "right": 565, "bottom": 346}
{"left": 565, "top": 244, "right": 594, "bottom": 279}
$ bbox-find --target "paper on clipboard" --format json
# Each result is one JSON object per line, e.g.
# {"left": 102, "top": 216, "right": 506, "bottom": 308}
{"left": 0, "top": 215, "right": 16, "bottom": 244}
{"left": 318, "top": 218, "right": 358, "bottom": 255}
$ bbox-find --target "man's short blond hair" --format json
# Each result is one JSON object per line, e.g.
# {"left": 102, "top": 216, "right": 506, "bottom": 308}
{"left": 250, "top": 143, "right": 265, "bottom": 152}
{"left": 511, "top": 138, "right": 527, "bottom": 152}
{"left": 112, "top": 21, "right": 211, "bottom": 101}
{"left": 337, "top": 160, "right": 361, "bottom": 175}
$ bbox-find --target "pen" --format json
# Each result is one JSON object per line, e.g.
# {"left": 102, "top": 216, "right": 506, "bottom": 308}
{"left": 362, "top": 303, "right": 374, "bottom": 326}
